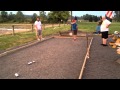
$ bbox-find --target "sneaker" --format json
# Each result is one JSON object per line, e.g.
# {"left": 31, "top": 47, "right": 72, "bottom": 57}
{"left": 103, "top": 44, "right": 108, "bottom": 46}
{"left": 42, "top": 38, "right": 45, "bottom": 40}
{"left": 74, "top": 38, "right": 77, "bottom": 41}
{"left": 37, "top": 39, "right": 40, "bottom": 41}
{"left": 73, "top": 39, "right": 76, "bottom": 41}
{"left": 101, "top": 44, "right": 108, "bottom": 46}
{"left": 40, "top": 38, "right": 45, "bottom": 41}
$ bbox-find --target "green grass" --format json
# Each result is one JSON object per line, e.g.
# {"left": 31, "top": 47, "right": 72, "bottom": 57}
{"left": 42, "top": 25, "right": 70, "bottom": 36}
{"left": 0, "top": 32, "right": 36, "bottom": 50}
{"left": 77, "top": 22, "right": 120, "bottom": 34}
{"left": 0, "top": 22, "right": 120, "bottom": 50}
{"left": 77, "top": 22, "right": 97, "bottom": 32}
{"left": 0, "top": 25, "right": 70, "bottom": 50}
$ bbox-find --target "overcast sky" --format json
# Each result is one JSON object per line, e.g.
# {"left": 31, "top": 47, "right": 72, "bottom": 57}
{"left": 6, "top": 11, "right": 114, "bottom": 17}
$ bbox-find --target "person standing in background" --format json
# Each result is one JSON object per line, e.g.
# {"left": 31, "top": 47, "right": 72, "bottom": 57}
{"left": 34, "top": 17, "right": 44, "bottom": 41}
{"left": 71, "top": 19, "right": 78, "bottom": 41}
{"left": 74, "top": 16, "right": 78, "bottom": 23}
{"left": 96, "top": 17, "right": 102, "bottom": 34}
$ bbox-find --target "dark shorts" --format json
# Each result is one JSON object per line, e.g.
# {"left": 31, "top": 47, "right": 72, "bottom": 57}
{"left": 37, "top": 30, "right": 42, "bottom": 36}
{"left": 101, "top": 31, "right": 108, "bottom": 39}
{"left": 73, "top": 30, "right": 77, "bottom": 35}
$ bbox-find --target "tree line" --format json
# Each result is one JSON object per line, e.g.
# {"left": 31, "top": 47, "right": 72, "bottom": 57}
{"left": 0, "top": 11, "right": 70, "bottom": 24}
{"left": 114, "top": 11, "right": 120, "bottom": 22}
{"left": 0, "top": 11, "right": 119, "bottom": 23}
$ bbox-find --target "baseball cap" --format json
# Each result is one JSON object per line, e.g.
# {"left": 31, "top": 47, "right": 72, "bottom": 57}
{"left": 72, "top": 19, "right": 76, "bottom": 22}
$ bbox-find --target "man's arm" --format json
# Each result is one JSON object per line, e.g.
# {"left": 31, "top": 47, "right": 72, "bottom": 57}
{"left": 106, "top": 20, "right": 111, "bottom": 28}
{"left": 34, "top": 21, "right": 38, "bottom": 30}
{"left": 106, "top": 24, "right": 110, "bottom": 28}
{"left": 34, "top": 25, "right": 38, "bottom": 30}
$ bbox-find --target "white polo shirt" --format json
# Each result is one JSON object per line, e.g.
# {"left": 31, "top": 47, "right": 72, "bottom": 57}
{"left": 100, "top": 19, "right": 111, "bottom": 32}
{"left": 34, "top": 20, "right": 42, "bottom": 30}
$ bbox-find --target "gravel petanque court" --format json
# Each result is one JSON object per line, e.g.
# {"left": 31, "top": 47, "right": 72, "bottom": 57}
{"left": 0, "top": 37, "right": 91, "bottom": 79}
{"left": 82, "top": 35, "right": 120, "bottom": 79}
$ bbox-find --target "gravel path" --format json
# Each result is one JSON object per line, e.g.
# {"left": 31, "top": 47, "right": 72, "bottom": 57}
{"left": 0, "top": 37, "right": 91, "bottom": 79}
{"left": 82, "top": 35, "right": 120, "bottom": 79}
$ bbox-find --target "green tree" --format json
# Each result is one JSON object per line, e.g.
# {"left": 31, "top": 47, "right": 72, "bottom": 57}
{"left": 47, "top": 11, "right": 70, "bottom": 23}
{"left": 82, "top": 14, "right": 99, "bottom": 22}
{"left": 92, "top": 16, "right": 98, "bottom": 22}
{"left": 15, "top": 11, "right": 25, "bottom": 23}
{"left": 8, "top": 12, "right": 16, "bottom": 22}
{"left": 0, "top": 11, "right": 8, "bottom": 22}
{"left": 114, "top": 11, "right": 120, "bottom": 22}
{"left": 89, "top": 15, "right": 93, "bottom": 22}
{"left": 39, "top": 11, "right": 47, "bottom": 23}
{"left": 47, "top": 12, "right": 54, "bottom": 23}
{"left": 31, "top": 13, "right": 38, "bottom": 23}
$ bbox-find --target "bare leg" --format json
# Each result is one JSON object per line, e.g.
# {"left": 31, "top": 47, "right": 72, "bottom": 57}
{"left": 103, "top": 38, "right": 107, "bottom": 45}
{"left": 39, "top": 35, "right": 42, "bottom": 41}
{"left": 36, "top": 31, "right": 39, "bottom": 40}
{"left": 74, "top": 35, "right": 77, "bottom": 40}
{"left": 73, "top": 35, "right": 77, "bottom": 41}
{"left": 36, "top": 34, "right": 38, "bottom": 39}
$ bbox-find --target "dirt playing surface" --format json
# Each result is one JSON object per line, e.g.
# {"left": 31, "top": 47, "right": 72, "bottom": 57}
{"left": 0, "top": 36, "right": 91, "bottom": 79}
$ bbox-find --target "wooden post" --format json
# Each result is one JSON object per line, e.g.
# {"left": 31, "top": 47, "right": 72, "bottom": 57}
{"left": 52, "top": 23, "right": 54, "bottom": 28}
{"left": 86, "top": 32, "right": 88, "bottom": 49}
{"left": 12, "top": 25, "right": 15, "bottom": 35}
{"left": 32, "top": 24, "right": 33, "bottom": 32}
{"left": 59, "top": 22, "right": 60, "bottom": 27}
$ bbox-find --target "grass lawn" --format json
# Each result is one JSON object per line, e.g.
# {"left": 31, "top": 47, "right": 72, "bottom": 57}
{"left": 0, "top": 25, "right": 70, "bottom": 50}
{"left": 77, "top": 22, "right": 120, "bottom": 34}
{"left": 0, "top": 22, "right": 120, "bottom": 50}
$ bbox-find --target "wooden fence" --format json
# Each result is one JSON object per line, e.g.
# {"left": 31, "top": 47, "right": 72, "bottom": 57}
{"left": 0, "top": 23, "right": 68, "bottom": 35}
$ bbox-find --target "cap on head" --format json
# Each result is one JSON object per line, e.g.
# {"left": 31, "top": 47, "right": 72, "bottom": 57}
{"left": 72, "top": 19, "right": 76, "bottom": 22}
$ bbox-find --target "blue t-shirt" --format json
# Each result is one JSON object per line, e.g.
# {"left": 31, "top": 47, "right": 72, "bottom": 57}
{"left": 72, "top": 23, "right": 77, "bottom": 30}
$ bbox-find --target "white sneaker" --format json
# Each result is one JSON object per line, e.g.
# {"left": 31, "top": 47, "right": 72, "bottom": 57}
{"left": 37, "top": 39, "right": 40, "bottom": 41}
{"left": 42, "top": 38, "right": 45, "bottom": 40}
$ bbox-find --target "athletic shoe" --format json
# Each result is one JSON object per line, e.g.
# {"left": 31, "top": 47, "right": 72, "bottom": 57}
{"left": 101, "top": 44, "right": 108, "bottom": 46}
{"left": 38, "top": 39, "right": 40, "bottom": 41}
{"left": 41, "top": 38, "right": 45, "bottom": 41}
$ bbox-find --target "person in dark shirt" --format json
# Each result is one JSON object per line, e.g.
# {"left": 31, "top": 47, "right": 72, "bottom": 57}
{"left": 94, "top": 16, "right": 102, "bottom": 34}
{"left": 74, "top": 16, "right": 78, "bottom": 23}
{"left": 71, "top": 19, "right": 78, "bottom": 41}
{"left": 96, "top": 19, "right": 102, "bottom": 34}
